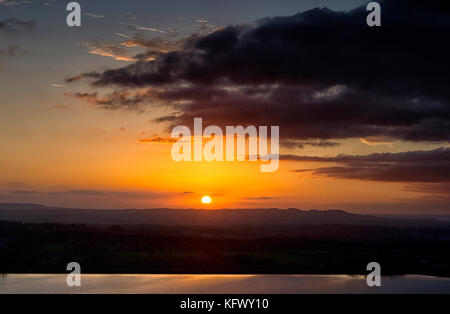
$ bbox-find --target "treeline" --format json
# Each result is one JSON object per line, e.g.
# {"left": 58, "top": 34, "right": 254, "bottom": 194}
{"left": 0, "top": 220, "right": 449, "bottom": 276}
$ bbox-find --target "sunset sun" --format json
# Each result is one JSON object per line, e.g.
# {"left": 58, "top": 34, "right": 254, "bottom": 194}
{"left": 201, "top": 196, "right": 212, "bottom": 204}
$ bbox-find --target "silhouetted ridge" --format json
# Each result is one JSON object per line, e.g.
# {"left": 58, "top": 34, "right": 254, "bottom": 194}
{"left": 0, "top": 203, "right": 445, "bottom": 227}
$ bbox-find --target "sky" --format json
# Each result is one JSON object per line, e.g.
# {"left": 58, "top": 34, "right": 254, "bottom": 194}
{"left": 0, "top": 0, "right": 449, "bottom": 213}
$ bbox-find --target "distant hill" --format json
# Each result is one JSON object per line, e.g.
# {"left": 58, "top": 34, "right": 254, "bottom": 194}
{"left": 0, "top": 203, "right": 446, "bottom": 227}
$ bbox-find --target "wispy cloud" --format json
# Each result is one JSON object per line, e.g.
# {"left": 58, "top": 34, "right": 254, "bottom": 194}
{"left": 128, "top": 23, "right": 165, "bottom": 33}
{"left": 0, "top": 0, "right": 31, "bottom": 6}
{"left": 0, "top": 45, "right": 23, "bottom": 56}
{"left": 84, "top": 36, "right": 180, "bottom": 62}
{"left": 194, "top": 17, "right": 216, "bottom": 32}
{"left": 282, "top": 140, "right": 340, "bottom": 149}
{"left": 360, "top": 137, "right": 393, "bottom": 147}
{"left": 139, "top": 136, "right": 177, "bottom": 144}
{"left": 85, "top": 12, "right": 104, "bottom": 19}
{"left": 403, "top": 183, "right": 450, "bottom": 196}
{"left": 0, "top": 17, "right": 35, "bottom": 32}
{"left": 64, "top": 89, "right": 155, "bottom": 111}
{"left": 52, "top": 104, "right": 69, "bottom": 110}
{"left": 242, "top": 196, "right": 275, "bottom": 200}
{"left": 86, "top": 41, "right": 137, "bottom": 62}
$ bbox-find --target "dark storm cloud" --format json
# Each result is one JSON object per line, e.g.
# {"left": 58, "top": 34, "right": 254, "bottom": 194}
{"left": 154, "top": 85, "right": 449, "bottom": 141}
{"left": 287, "top": 147, "right": 450, "bottom": 183}
{"left": 0, "top": 18, "right": 35, "bottom": 33}
{"left": 70, "top": 0, "right": 450, "bottom": 142}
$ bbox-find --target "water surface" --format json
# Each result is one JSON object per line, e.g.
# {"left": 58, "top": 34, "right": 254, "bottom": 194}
{"left": 1, "top": 274, "right": 449, "bottom": 294}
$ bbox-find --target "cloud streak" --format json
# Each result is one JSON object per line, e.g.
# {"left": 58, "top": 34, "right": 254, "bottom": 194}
{"left": 64, "top": 89, "right": 156, "bottom": 111}
{"left": 0, "top": 17, "right": 35, "bottom": 32}
{"left": 139, "top": 136, "right": 178, "bottom": 143}
{"left": 287, "top": 147, "right": 450, "bottom": 183}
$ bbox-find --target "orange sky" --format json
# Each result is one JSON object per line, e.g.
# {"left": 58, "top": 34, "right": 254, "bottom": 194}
{"left": 0, "top": 0, "right": 448, "bottom": 214}
{"left": 0, "top": 105, "right": 445, "bottom": 212}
